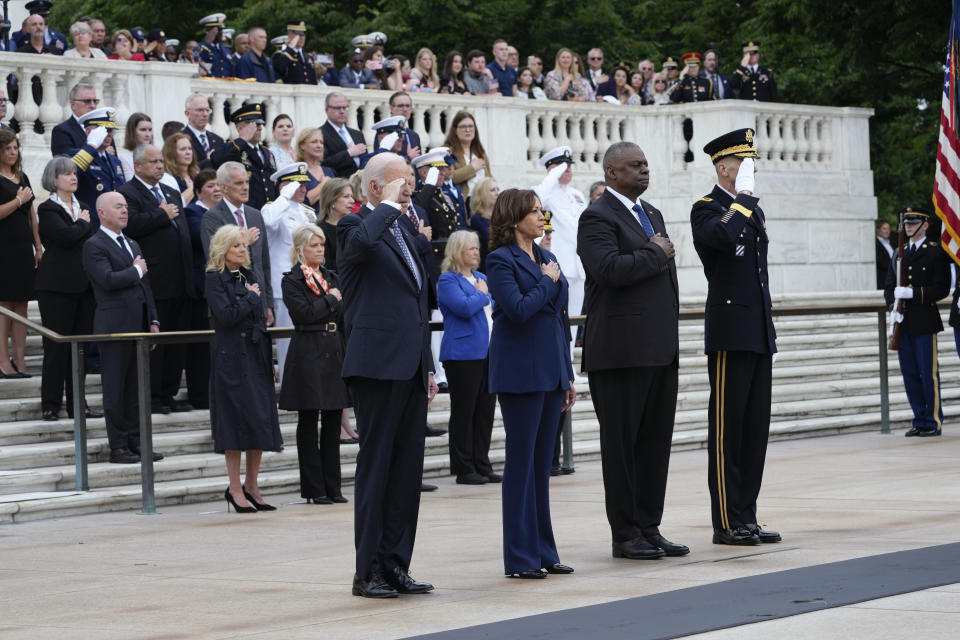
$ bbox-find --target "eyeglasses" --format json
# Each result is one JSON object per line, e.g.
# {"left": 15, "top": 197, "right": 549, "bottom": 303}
{"left": 654, "top": 80, "right": 666, "bottom": 84}
{"left": 72, "top": 98, "right": 100, "bottom": 105}
{"left": 393, "top": 103, "right": 412, "bottom": 109}
{"left": 456, "top": 124, "right": 475, "bottom": 131}
{"left": 351, "top": 58, "right": 363, "bottom": 63}
{"left": 588, "top": 56, "right": 603, "bottom": 61}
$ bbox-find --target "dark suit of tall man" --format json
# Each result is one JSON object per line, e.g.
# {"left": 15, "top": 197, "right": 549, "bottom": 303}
{"left": 337, "top": 202, "right": 433, "bottom": 582}
{"left": 321, "top": 121, "right": 366, "bottom": 178}
{"left": 577, "top": 188, "right": 679, "bottom": 545}
{"left": 181, "top": 126, "right": 225, "bottom": 170}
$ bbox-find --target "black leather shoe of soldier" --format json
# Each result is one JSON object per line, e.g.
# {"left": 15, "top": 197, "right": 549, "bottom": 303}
{"left": 745, "top": 523, "right": 781, "bottom": 543}
{"left": 352, "top": 571, "right": 398, "bottom": 598}
{"left": 384, "top": 566, "right": 434, "bottom": 594}
{"left": 712, "top": 527, "right": 760, "bottom": 545}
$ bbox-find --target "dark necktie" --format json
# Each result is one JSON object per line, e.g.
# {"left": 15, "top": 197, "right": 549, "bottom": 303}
{"left": 391, "top": 220, "right": 421, "bottom": 289}
{"left": 407, "top": 207, "right": 419, "bottom": 227}
{"left": 632, "top": 203, "right": 655, "bottom": 238}
{"left": 152, "top": 186, "right": 178, "bottom": 228}
{"left": 198, "top": 131, "right": 210, "bottom": 154}
{"left": 115, "top": 234, "right": 133, "bottom": 260}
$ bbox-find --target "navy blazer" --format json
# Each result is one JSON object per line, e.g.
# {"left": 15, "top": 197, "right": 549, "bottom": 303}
{"left": 237, "top": 50, "right": 277, "bottom": 83}
{"left": 320, "top": 121, "right": 366, "bottom": 178}
{"left": 82, "top": 229, "right": 158, "bottom": 334}
{"left": 437, "top": 271, "right": 490, "bottom": 362}
{"left": 338, "top": 65, "right": 376, "bottom": 89}
{"left": 51, "top": 117, "right": 84, "bottom": 156}
{"left": 337, "top": 203, "right": 433, "bottom": 385}
{"left": 486, "top": 243, "right": 574, "bottom": 394}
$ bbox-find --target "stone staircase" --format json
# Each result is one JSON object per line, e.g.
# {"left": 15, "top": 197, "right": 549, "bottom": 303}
{"left": 1, "top": 291, "right": 956, "bottom": 523}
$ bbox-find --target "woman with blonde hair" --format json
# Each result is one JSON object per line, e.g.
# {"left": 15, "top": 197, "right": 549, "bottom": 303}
{"left": 296, "top": 127, "right": 335, "bottom": 212}
{"left": 108, "top": 29, "right": 144, "bottom": 61}
{"left": 545, "top": 48, "right": 591, "bottom": 102}
{"left": 205, "top": 225, "right": 282, "bottom": 512}
{"left": 649, "top": 71, "right": 672, "bottom": 105}
{"left": 411, "top": 47, "right": 440, "bottom": 91}
{"left": 442, "top": 110, "right": 491, "bottom": 198}
{"left": 278, "top": 224, "right": 350, "bottom": 504}
{"left": 469, "top": 176, "right": 499, "bottom": 270}
{"left": 161, "top": 133, "right": 199, "bottom": 204}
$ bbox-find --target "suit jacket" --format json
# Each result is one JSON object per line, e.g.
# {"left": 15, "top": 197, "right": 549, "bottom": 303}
{"left": 700, "top": 71, "right": 733, "bottom": 99}
{"left": 82, "top": 229, "right": 158, "bottom": 333}
{"left": 210, "top": 138, "right": 277, "bottom": 210}
{"left": 884, "top": 238, "right": 950, "bottom": 335}
{"left": 51, "top": 117, "right": 85, "bottom": 156}
{"left": 181, "top": 127, "right": 225, "bottom": 170}
{"left": 237, "top": 50, "right": 277, "bottom": 83}
{"left": 577, "top": 190, "right": 679, "bottom": 371}
{"left": 437, "top": 271, "right": 490, "bottom": 362}
{"left": 184, "top": 202, "right": 208, "bottom": 295}
{"left": 117, "top": 178, "right": 195, "bottom": 300}
{"left": 336, "top": 202, "right": 433, "bottom": 385}
{"left": 397, "top": 202, "right": 436, "bottom": 308}
{"left": 321, "top": 121, "right": 366, "bottom": 178}
{"left": 691, "top": 185, "right": 777, "bottom": 354}
{"left": 35, "top": 199, "right": 96, "bottom": 294}
{"left": 201, "top": 200, "right": 273, "bottom": 312}
{"left": 486, "top": 243, "right": 574, "bottom": 394}
{"left": 403, "top": 129, "right": 422, "bottom": 155}
{"left": 876, "top": 237, "right": 892, "bottom": 289}
{"left": 338, "top": 65, "right": 376, "bottom": 89}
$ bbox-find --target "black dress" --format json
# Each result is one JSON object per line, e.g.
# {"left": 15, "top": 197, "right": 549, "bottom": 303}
{"left": 206, "top": 267, "right": 282, "bottom": 453}
{"left": 319, "top": 220, "right": 339, "bottom": 273}
{"left": 0, "top": 174, "right": 36, "bottom": 301}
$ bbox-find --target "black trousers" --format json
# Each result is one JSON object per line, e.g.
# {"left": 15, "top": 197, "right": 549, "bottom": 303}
{"left": 36, "top": 289, "right": 94, "bottom": 412}
{"left": 443, "top": 358, "right": 495, "bottom": 477}
{"left": 151, "top": 297, "right": 189, "bottom": 406}
{"left": 100, "top": 340, "right": 141, "bottom": 451}
{"left": 706, "top": 351, "right": 772, "bottom": 530}
{"left": 184, "top": 297, "right": 210, "bottom": 409}
{"left": 296, "top": 409, "right": 342, "bottom": 499}
{"left": 589, "top": 364, "right": 678, "bottom": 543}
{"left": 351, "top": 371, "right": 427, "bottom": 578}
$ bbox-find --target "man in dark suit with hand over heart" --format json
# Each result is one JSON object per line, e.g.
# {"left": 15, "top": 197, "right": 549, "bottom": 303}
{"left": 577, "top": 141, "right": 687, "bottom": 561}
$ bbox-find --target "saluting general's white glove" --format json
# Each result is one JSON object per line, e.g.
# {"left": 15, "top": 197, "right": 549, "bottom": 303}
{"left": 735, "top": 157, "right": 755, "bottom": 194}
{"left": 279, "top": 181, "right": 299, "bottom": 200}
{"left": 893, "top": 286, "right": 914, "bottom": 300}
{"left": 547, "top": 162, "right": 567, "bottom": 182}
{"left": 425, "top": 166, "right": 440, "bottom": 186}
{"left": 86, "top": 126, "right": 108, "bottom": 149}
{"left": 378, "top": 132, "right": 399, "bottom": 151}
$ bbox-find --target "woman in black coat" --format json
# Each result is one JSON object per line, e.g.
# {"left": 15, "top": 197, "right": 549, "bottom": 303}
{"left": 35, "top": 157, "right": 99, "bottom": 419}
{"left": 205, "top": 225, "right": 282, "bottom": 513}
{"left": 278, "top": 224, "right": 351, "bottom": 504}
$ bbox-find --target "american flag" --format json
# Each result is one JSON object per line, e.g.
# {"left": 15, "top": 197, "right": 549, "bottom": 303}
{"left": 935, "top": 0, "right": 960, "bottom": 264}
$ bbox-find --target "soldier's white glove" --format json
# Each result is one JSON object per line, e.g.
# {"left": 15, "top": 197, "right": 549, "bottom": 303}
{"left": 893, "top": 286, "right": 913, "bottom": 300}
{"left": 425, "top": 167, "right": 440, "bottom": 186}
{"left": 378, "top": 132, "right": 399, "bottom": 151}
{"left": 547, "top": 162, "right": 567, "bottom": 181}
{"left": 735, "top": 157, "right": 755, "bottom": 194}
{"left": 771, "top": 352, "right": 778, "bottom": 365}
{"left": 890, "top": 309, "right": 904, "bottom": 325}
{"left": 86, "top": 126, "right": 108, "bottom": 149}
{"left": 279, "top": 181, "right": 299, "bottom": 200}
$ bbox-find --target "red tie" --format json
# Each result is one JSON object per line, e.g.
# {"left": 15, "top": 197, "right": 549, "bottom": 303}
{"left": 235, "top": 208, "right": 245, "bottom": 228}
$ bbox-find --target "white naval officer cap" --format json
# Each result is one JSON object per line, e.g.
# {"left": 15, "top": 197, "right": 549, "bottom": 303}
{"left": 371, "top": 115, "right": 407, "bottom": 133}
{"left": 270, "top": 162, "right": 310, "bottom": 184}
{"left": 199, "top": 13, "right": 227, "bottom": 28}
{"left": 412, "top": 147, "right": 451, "bottom": 169}
{"left": 539, "top": 145, "right": 575, "bottom": 168}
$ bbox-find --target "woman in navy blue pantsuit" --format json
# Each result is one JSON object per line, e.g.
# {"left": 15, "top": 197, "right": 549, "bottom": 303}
{"left": 486, "top": 189, "right": 577, "bottom": 579}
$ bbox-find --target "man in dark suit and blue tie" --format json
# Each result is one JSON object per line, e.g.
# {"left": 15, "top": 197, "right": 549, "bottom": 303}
{"left": 82, "top": 192, "right": 161, "bottom": 464}
{"left": 338, "top": 152, "right": 438, "bottom": 598}
{"left": 577, "top": 141, "right": 688, "bottom": 560}
{"left": 52, "top": 83, "right": 99, "bottom": 156}
{"left": 182, "top": 94, "right": 225, "bottom": 169}
{"left": 321, "top": 92, "right": 367, "bottom": 178}
{"left": 118, "top": 145, "right": 196, "bottom": 415}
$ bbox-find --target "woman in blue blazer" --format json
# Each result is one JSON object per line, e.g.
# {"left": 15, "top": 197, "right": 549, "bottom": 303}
{"left": 486, "top": 189, "right": 576, "bottom": 579}
{"left": 438, "top": 230, "right": 498, "bottom": 486}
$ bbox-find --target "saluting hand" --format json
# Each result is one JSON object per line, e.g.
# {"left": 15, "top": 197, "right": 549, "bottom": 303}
{"left": 380, "top": 177, "right": 405, "bottom": 203}
{"left": 649, "top": 233, "right": 675, "bottom": 259}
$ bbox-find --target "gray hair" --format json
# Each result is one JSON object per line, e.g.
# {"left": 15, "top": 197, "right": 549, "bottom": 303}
{"left": 324, "top": 91, "right": 346, "bottom": 108}
{"left": 217, "top": 161, "right": 246, "bottom": 184}
{"left": 69, "top": 83, "right": 94, "bottom": 101}
{"left": 69, "top": 21, "right": 92, "bottom": 38}
{"left": 185, "top": 93, "right": 209, "bottom": 110}
{"left": 41, "top": 156, "right": 77, "bottom": 193}
{"left": 602, "top": 141, "right": 641, "bottom": 170}
{"left": 361, "top": 152, "right": 405, "bottom": 197}
{"left": 132, "top": 144, "right": 157, "bottom": 164}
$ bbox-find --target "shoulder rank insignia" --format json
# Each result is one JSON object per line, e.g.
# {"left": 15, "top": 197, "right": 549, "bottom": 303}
{"left": 694, "top": 197, "right": 713, "bottom": 204}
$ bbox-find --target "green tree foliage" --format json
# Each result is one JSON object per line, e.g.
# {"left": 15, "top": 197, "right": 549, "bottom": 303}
{"left": 48, "top": 0, "right": 950, "bottom": 219}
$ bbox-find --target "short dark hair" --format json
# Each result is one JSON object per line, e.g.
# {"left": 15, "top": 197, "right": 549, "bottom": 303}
{"left": 489, "top": 188, "right": 540, "bottom": 251}
{"left": 194, "top": 168, "right": 218, "bottom": 194}
{"left": 389, "top": 91, "right": 411, "bottom": 107}
{"left": 161, "top": 120, "right": 184, "bottom": 141}
{"left": 466, "top": 49, "right": 485, "bottom": 63}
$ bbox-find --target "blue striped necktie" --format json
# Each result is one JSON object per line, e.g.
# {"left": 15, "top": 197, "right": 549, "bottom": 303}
{"left": 632, "top": 203, "right": 655, "bottom": 237}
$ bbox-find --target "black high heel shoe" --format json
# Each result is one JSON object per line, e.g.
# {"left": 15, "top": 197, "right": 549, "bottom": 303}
{"left": 10, "top": 360, "right": 31, "bottom": 378}
{"left": 224, "top": 488, "right": 257, "bottom": 513}
{"left": 242, "top": 486, "right": 276, "bottom": 511}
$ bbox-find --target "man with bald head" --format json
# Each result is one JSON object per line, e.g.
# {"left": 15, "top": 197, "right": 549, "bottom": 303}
{"left": 577, "top": 141, "right": 686, "bottom": 561}
{"left": 337, "top": 153, "right": 437, "bottom": 599}
{"left": 83, "top": 192, "right": 161, "bottom": 464}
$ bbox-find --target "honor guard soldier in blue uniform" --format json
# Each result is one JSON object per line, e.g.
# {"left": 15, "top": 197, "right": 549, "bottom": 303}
{"left": 885, "top": 207, "right": 950, "bottom": 437}
{"left": 273, "top": 21, "right": 316, "bottom": 85}
{"left": 70, "top": 107, "right": 125, "bottom": 225}
{"left": 413, "top": 147, "right": 465, "bottom": 267}
{"left": 197, "top": 13, "right": 234, "bottom": 78}
{"left": 211, "top": 103, "right": 277, "bottom": 210}
{"left": 670, "top": 52, "right": 716, "bottom": 103}
{"left": 691, "top": 128, "right": 781, "bottom": 547}
{"left": 731, "top": 41, "right": 778, "bottom": 102}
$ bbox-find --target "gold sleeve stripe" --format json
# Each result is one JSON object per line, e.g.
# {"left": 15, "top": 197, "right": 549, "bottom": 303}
{"left": 72, "top": 149, "right": 93, "bottom": 171}
{"left": 730, "top": 202, "right": 753, "bottom": 218}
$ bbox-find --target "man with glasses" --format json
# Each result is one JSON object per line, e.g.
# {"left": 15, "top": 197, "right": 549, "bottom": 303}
{"left": 52, "top": 83, "right": 101, "bottom": 156}
{"left": 389, "top": 91, "right": 421, "bottom": 160}
{"left": 338, "top": 48, "right": 378, "bottom": 89}
{"left": 585, "top": 48, "right": 608, "bottom": 94}
{"left": 527, "top": 54, "right": 545, "bottom": 89}
{"left": 181, "top": 93, "right": 224, "bottom": 169}
{"left": 320, "top": 92, "right": 367, "bottom": 178}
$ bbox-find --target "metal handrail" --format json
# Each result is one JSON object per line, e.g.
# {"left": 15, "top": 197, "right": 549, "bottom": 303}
{"left": 0, "top": 301, "right": 893, "bottom": 514}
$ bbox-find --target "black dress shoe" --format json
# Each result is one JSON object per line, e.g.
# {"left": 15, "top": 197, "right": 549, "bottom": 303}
{"left": 544, "top": 562, "right": 574, "bottom": 574}
{"left": 425, "top": 425, "right": 447, "bottom": 437}
{"left": 331, "top": 495, "right": 348, "bottom": 503}
{"left": 550, "top": 465, "right": 561, "bottom": 476}
{"left": 485, "top": 472, "right": 502, "bottom": 483}
{"left": 384, "top": 566, "right": 434, "bottom": 594}
{"left": 306, "top": 496, "right": 333, "bottom": 504}
{"left": 905, "top": 427, "right": 941, "bottom": 437}
{"left": 560, "top": 466, "right": 576, "bottom": 475}
{"left": 507, "top": 569, "right": 547, "bottom": 579}
{"left": 745, "top": 524, "right": 781, "bottom": 543}
{"left": 84, "top": 407, "right": 103, "bottom": 419}
{"left": 151, "top": 403, "right": 171, "bottom": 415}
{"left": 437, "top": 382, "right": 449, "bottom": 393}
{"left": 42, "top": 409, "right": 58, "bottom": 421}
{"left": 645, "top": 533, "right": 690, "bottom": 556}
{"left": 169, "top": 400, "right": 194, "bottom": 413}
{"left": 456, "top": 472, "right": 488, "bottom": 485}
{"left": 109, "top": 448, "right": 140, "bottom": 464}
{"left": 130, "top": 446, "right": 164, "bottom": 462}
{"left": 420, "top": 483, "right": 438, "bottom": 492}
{"left": 612, "top": 538, "right": 666, "bottom": 559}
{"left": 352, "top": 571, "right": 399, "bottom": 598}
{"left": 713, "top": 527, "right": 760, "bottom": 546}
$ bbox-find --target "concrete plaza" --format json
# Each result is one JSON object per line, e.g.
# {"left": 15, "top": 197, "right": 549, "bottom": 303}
{"left": 0, "top": 429, "right": 957, "bottom": 639}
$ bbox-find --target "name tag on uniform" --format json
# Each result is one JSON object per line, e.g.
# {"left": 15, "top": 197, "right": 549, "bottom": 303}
{"left": 735, "top": 244, "right": 745, "bottom": 256}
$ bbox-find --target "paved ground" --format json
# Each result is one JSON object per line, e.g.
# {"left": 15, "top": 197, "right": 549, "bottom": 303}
{"left": 0, "top": 430, "right": 957, "bottom": 639}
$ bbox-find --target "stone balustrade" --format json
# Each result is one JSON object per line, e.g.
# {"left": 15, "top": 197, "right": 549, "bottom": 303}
{"left": 2, "top": 52, "right": 877, "bottom": 294}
